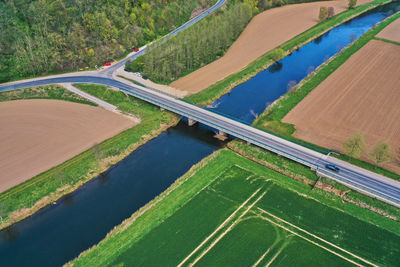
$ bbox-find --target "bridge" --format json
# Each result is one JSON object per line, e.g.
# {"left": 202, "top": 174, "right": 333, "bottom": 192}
{"left": 2, "top": 75, "right": 400, "bottom": 208}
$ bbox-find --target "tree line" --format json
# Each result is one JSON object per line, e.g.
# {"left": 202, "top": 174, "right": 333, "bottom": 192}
{"left": 127, "top": 1, "right": 256, "bottom": 83}
{"left": 0, "top": 0, "right": 214, "bottom": 82}
{"left": 343, "top": 132, "right": 399, "bottom": 170}
{"left": 127, "top": 0, "right": 326, "bottom": 83}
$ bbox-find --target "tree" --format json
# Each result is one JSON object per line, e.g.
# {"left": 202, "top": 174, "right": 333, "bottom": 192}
{"left": 395, "top": 146, "right": 400, "bottom": 166}
{"left": 348, "top": 0, "right": 357, "bottom": 9}
{"left": 0, "top": 204, "right": 6, "bottom": 222}
{"left": 370, "top": 141, "right": 392, "bottom": 169}
{"left": 319, "top": 7, "right": 329, "bottom": 21}
{"left": 93, "top": 143, "right": 104, "bottom": 160}
{"left": 327, "top": 7, "right": 335, "bottom": 18}
{"left": 343, "top": 132, "right": 365, "bottom": 160}
{"left": 270, "top": 48, "right": 285, "bottom": 62}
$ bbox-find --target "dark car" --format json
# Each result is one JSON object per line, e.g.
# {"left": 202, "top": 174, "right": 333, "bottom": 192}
{"left": 325, "top": 164, "right": 340, "bottom": 172}
{"left": 142, "top": 75, "right": 148, "bottom": 80}
{"left": 124, "top": 68, "right": 132, "bottom": 72}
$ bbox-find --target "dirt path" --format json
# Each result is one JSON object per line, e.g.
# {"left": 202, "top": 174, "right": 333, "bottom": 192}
{"left": 170, "top": 0, "right": 373, "bottom": 93}
{"left": 0, "top": 99, "right": 138, "bottom": 192}
{"left": 283, "top": 40, "right": 400, "bottom": 173}
{"left": 377, "top": 17, "right": 400, "bottom": 42}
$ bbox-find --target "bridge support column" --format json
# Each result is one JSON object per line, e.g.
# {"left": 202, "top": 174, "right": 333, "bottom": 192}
{"left": 218, "top": 130, "right": 226, "bottom": 137}
{"left": 160, "top": 107, "right": 165, "bottom": 111}
{"left": 188, "top": 118, "right": 197, "bottom": 126}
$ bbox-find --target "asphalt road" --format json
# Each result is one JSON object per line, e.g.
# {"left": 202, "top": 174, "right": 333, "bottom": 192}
{"left": 100, "top": 0, "right": 227, "bottom": 77}
{"left": 1, "top": 75, "right": 400, "bottom": 208}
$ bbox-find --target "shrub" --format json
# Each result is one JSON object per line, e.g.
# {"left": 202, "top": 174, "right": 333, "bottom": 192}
{"left": 270, "top": 48, "right": 285, "bottom": 62}
{"left": 348, "top": 0, "right": 357, "bottom": 9}
{"left": 319, "top": 7, "right": 329, "bottom": 21}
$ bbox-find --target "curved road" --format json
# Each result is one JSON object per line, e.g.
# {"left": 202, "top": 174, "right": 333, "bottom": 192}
{"left": 0, "top": 0, "right": 399, "bottom": 208}
{"left": 1, "top": 75, "right": 400, "bottom": 208}
{"left": 100, "top": 0, "right": 227, "bottom": 77}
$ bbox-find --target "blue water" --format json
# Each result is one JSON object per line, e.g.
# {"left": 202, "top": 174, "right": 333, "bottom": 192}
{"left": 210, "top": 3, "right": 399, "bottom": 122}
{"left": 1, "top": 2, "right": 399, "bottom": 266}
{"left": 0, "top": 123, "right": 224, "bottom": 266}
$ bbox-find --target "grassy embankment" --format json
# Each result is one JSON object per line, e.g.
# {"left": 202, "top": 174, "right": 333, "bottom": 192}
{"left": 0, "top": 85, "right": 95, "bottom": 106}
{"left": 374, "top": 36, "right": 400, "bottom": 45}
{"left": 185, "top": 0, "right": 390, "bottom": 105}
{"left": 69, "top": 149, "right": 400, "bottom": 266}
{"left": 0, "top": 84, "right": 177, "bottom": 230}
{"left": 253, "top": 11, "right": 400, "bottom": 180}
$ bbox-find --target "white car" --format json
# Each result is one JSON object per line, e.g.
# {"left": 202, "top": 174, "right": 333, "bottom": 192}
{"left": 134, "top": 72, "right": 142, "bottom": 77}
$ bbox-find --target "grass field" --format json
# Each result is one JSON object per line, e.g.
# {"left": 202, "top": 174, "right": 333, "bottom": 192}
{"left": 0, "top": 84, "right": 176, "bottom": 230}
{"left": 0, "top": 85, "right": 95, "bottom": 106}
{"left": 70, "top": 150, "right": 400, "bottom": 266}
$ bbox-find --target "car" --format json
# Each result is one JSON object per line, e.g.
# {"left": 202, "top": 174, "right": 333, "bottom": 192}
{"left": 79, "top": 68, "right": 83, "bottom": 71}
{"left": 133, "top": 48, "right": 139, "bottom": 52}
{"left": 325, "top": 164, "right": 340, "bottom": 172}
{"left": 134, "top": 72, "right": 142, "bottom": 77}
{"left": 103, "top": 62, "right": 111, "bottom": 66}
{"left": 142, "top": 75, "right": 148, "bottom": 80}
{"left": 124, "top": 68, "right": 132, "bottom": 72}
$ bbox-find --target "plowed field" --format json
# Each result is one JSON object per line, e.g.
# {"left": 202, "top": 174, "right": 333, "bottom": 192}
{"left": 0, "top": 99, "right": 137, "bottom": 192}
{"left": 171, "top": 0, "right": 372, "bottom": 93}
{"left": 283, "top": 40, "right": 400, "bottom": 173}
{"left": 377, "top": 17, "right": 400, "bottom": 42}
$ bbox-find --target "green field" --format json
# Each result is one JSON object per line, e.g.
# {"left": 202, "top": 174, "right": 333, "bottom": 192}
{"left": 70, "top": 150, "right": 400, "bottom": 266}
{"left": 0, "top": 84, "right": 176, "bottom": 230}
{"left": 0, "top": 85, "right": 95, "bottom": 106}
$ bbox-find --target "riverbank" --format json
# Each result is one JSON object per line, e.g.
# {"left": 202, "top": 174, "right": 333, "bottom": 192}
{"left": 254, "top": 11, "right": 400, "bottom": 180}
{"left": 0, "top": 84, "right": 177, "bottom": 231}
{"left": 68, "top": 149, "right": 400, "bottom": 266}
{"left": 185, "top": 0, "right": 390, "bottom": 105}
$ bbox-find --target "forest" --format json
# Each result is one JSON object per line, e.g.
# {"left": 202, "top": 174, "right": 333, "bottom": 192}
{"left": 0, "top": 0, "right": 214, "bottom": 82}
{"left": 126, "top": 0, "right": 325, "bottom": 83}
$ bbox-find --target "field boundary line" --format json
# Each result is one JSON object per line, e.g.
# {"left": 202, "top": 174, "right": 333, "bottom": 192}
{"left": 189, "top": 191, "right": 268, "bottom": 266}
{"left": 177, "top": 188, "right": 262, "bottom": 267}
{"left": 252, "top": 247, "right": 272, "bottom": 267}
{"left": 257, "top": 207, "right": 377, "bottom": 267}
{"left": 258, "top": 215, "right": 365, "bottom": 267}
{"left": 265, "top": 246, "right": 285, "bottom": 267}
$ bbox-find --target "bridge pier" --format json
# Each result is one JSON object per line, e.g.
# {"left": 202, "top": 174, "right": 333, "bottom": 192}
{"left": 188, "top": 118, "right": 197, "bottom": 126}
{"left": 218, "top": 130, "right": 226, "bottom": 137}
{"left": 160, "top": 107, "right": 165, "bottom": 111}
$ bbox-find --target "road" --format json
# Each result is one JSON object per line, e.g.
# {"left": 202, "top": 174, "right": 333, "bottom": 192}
{"left": 1, "top": 75, "right": 400, "bottom": 208}
{"left": 100, "top": 0, "right": 227, "bottom": 77}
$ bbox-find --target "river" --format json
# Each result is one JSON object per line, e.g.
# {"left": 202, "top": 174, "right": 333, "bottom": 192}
{"left": 0, "top": 2, "right": 399, "bottom": 266}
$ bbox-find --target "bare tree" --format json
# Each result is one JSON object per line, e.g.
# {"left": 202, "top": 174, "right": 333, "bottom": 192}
{"left": 0, "top": 204, "right": 6, "bottom": 223}
{"left": 328, "top": 7, "right": 335, "bottom": 18}
{"left": 396, "top": 146, "right": 400, "bottom": 166}
{"left": 370, "top": 141, "right": 392, "bottom": 169}
{"left": 343, "top": 132, "right": 365, "bottom": 160}
{"left": 93, "top": 143, "right": 104, "bottom": 160}
{"left": 54, "top": 170, "right": 68, "bottom": 185}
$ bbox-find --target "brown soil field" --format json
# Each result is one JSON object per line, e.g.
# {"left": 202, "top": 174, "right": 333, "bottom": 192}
{"left": 0, "top": 99, "right": 137, "bottom": 192}
{"left": 170, "top": 0, "right": 372, "bottom": 93}
{"left": 376, "top": 17, "right": 400, "bottom": 43}
{"left": 283, "top": 40, "right": 400, "bottom": 173}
